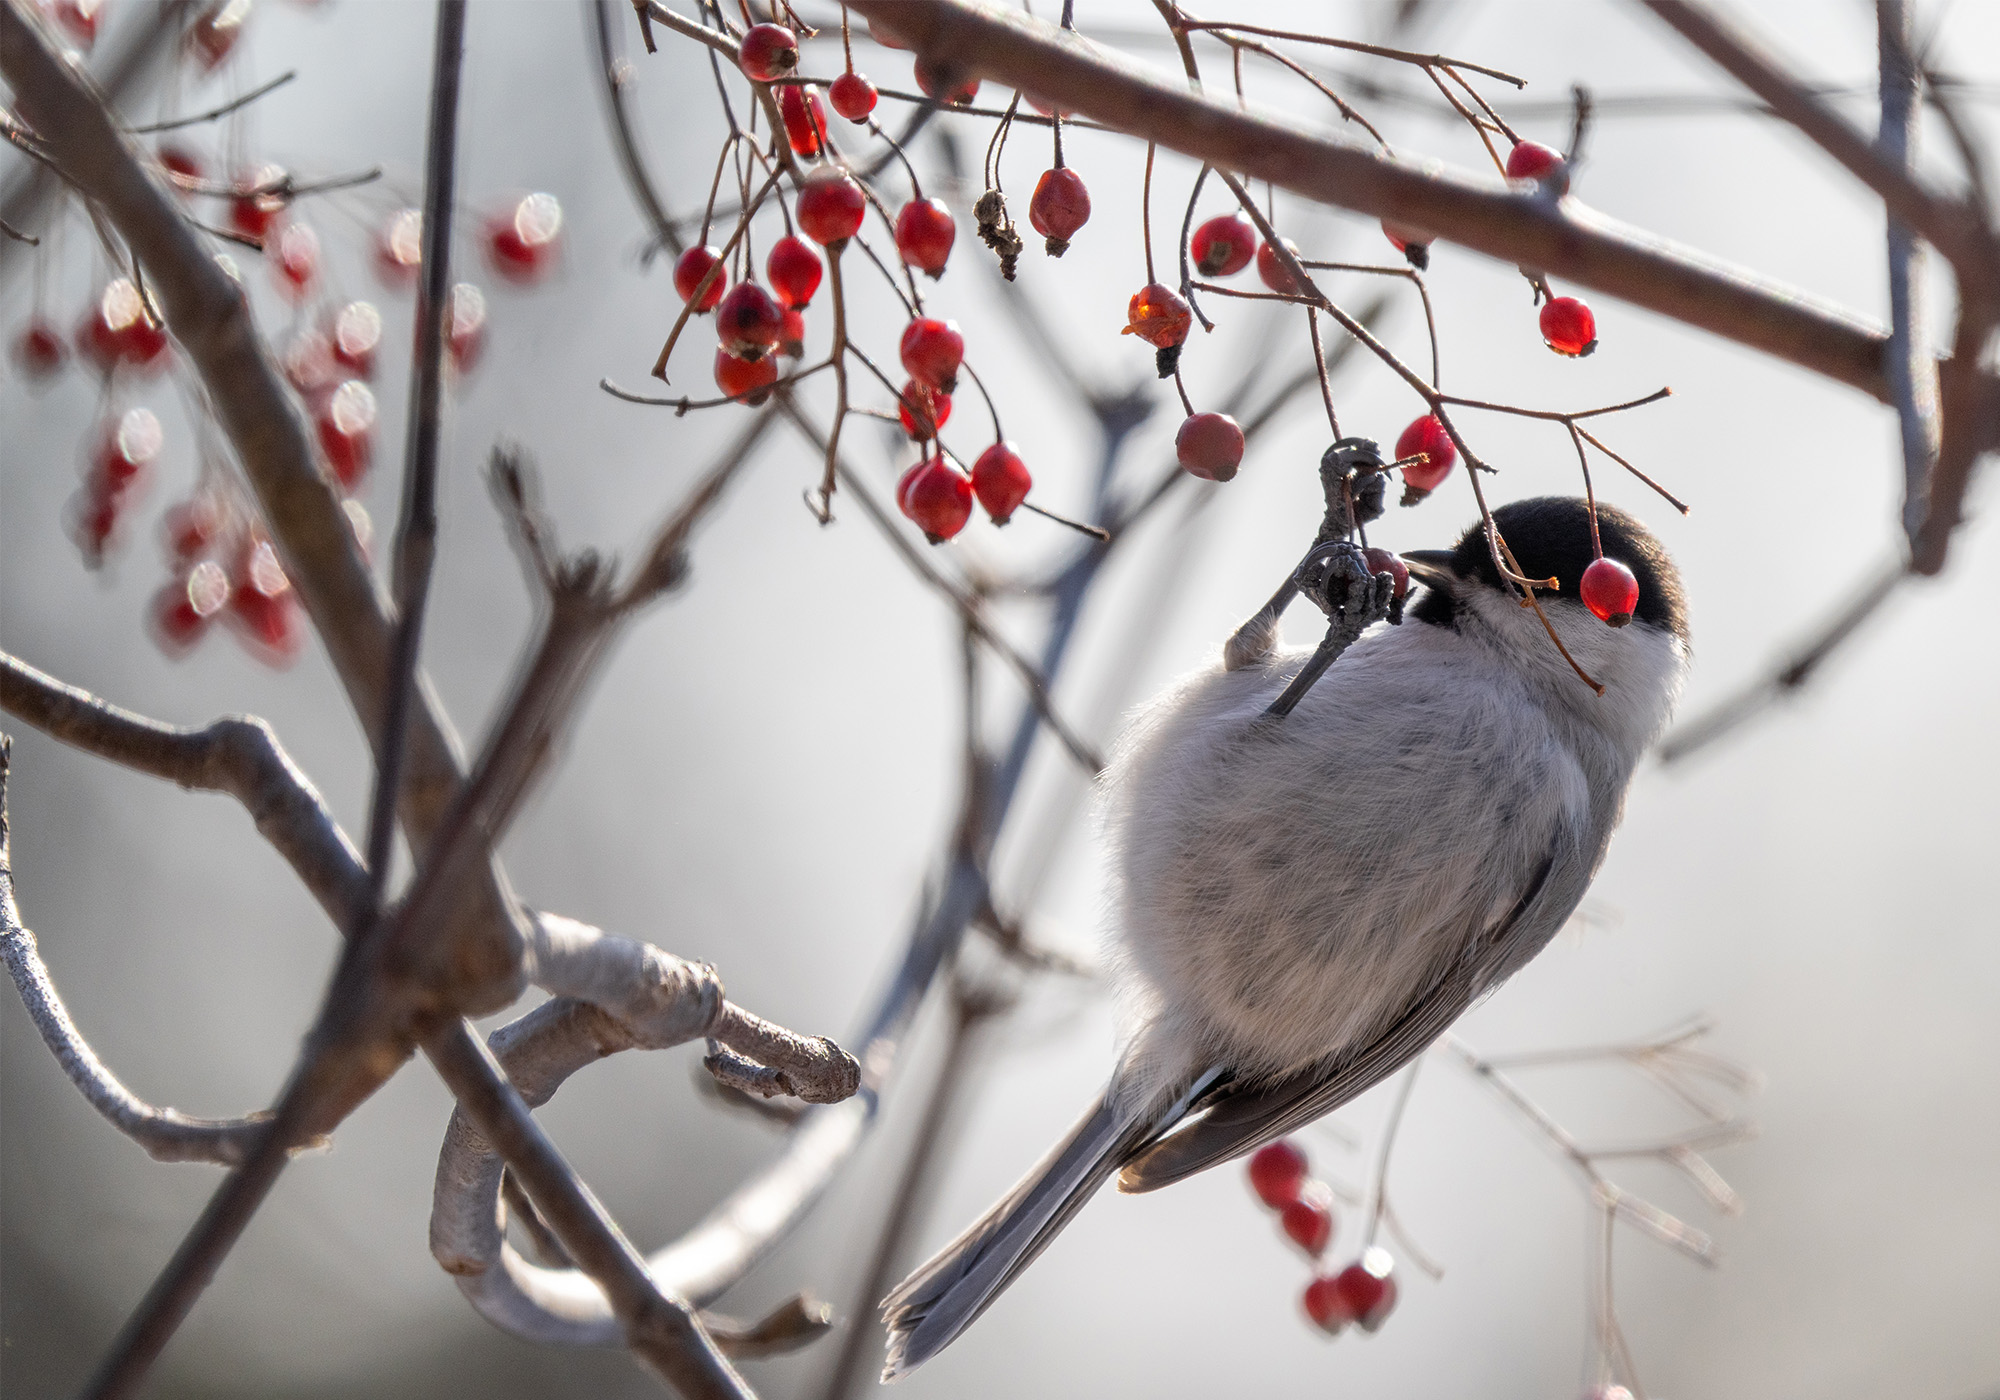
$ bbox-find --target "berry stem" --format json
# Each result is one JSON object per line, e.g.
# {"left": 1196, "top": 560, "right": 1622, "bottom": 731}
{"left": 838, "top": 1, "right": 852, "bottom": 71}
{"left": 962, "top": 360, "right": 1003, "bottom": 442}
{"left": 1176, "top": 162, "right": 1215, "bottom": 332}
{"left": 1362, "top": 1061, "right": 1422, "bottom": 1250}
{"left": 1017, "top": 498, "right": 1109, "bottom": 541}
{"left": 816, "top": 242, "right": 850, "bottom": 520}
{"left": 1171, "top": 366, "right": 1194, "bottom": 417}
{"left": 1141, "top": 142, "right": 1157, "bottom": 284}
{"left": 1568, "top": 423, "right": 1604, "bottom": 559}
{"left": 1306, "top": 308, "right": 1341, "bottom": 441}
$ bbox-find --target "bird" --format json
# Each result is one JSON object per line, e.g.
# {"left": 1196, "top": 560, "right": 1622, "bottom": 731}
{"left": 881, "top": 495, "right": 1689, "bottom": 1378}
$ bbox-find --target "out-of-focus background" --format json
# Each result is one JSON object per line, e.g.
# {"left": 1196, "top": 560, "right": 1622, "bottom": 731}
{"left": 4, "top": 2, "right": 1997, "bottom": 1397}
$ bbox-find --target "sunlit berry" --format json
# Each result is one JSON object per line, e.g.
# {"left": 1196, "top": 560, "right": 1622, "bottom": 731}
{"left": 157, "top": 143, "right": 204, "bottom": 186}
{"left": 797, "top": 169, "right": 867, "bottom": 246}
{"left": 448, "top": 282, "right": 487, "bottom": 373}
{"left": 376, "top": 207, "right": 424, "bottom": 286}
{"left": 913, "top": 57, "right": 979, "bottom": 106}
{"left": 714, "top": 347, "right": 780, "bottom": 406}
{"left": 1191, "top": 213, "right": 1257, "bottom": 277}
{"left": 11, "top": 320, "right": 67, "bottom": 381}
{"left": 230, "top": 538, "right": 304, "bottom": 665}
{"left": 150, "top": 560, "right": 230, "bottom": 657}
{"left": 163, "top": 494, "right": 227, "bottom": 563}
{"left": 282, "top": 327, "right": 337, "bottom": 396}
{"left": 228, "top": 164, "right": 286, "bottom": 240}
{"left": 330, "top": 301, "right": 383, "bottom": 379}
{"left": 715, "top": 282, "right": 787, "bottom": 360}
{"left": 830, "top": 71, "right": 878, "bottom": 122}
{"left": 316, "top": 380, "right": 378, "bottom": 490}
{"left": 1362, "top": 547, "right": 1409, "bottom": 601}
{"left": 971, "top": 440, "right": 1032, "bottom": 524}
{"left": 1124, "top": 282, "right": 1192, "bottom": 348}
{"left": 895, "top": 198, "right": 956, "bottom": 278}
{"left": 1394, "top": 414, "right": 1457, "bottom": 497}
{"left": 94, "top": 407, "right": 163, "bottom": 491}
{"left": 673, "top": 245, "right": 729, "bottom": 312}
{"left": 272, "top": 221, "right": 320, "bottom": 300}
{"left": 1256, "top": 236, "right": 1304, "bottom": 294}
{"left": 899, "top": 454, "right": 973, "bottom": 542}
{"left": 80, "top": 279, "right": 169, "bottom": 374}
{"left": 1579, "top": 556, "right": 1639, "bottom": 627}
{"left": 766, "top": 235, "right": 823, "bottom": 308}
{"left": 188, "top": 0, "right": 251, "bottom": 70}
{"left": 1029, "top": 167, "right": 1090, "bottom": 256}
{"left": 897, "top": 379, "right": 951, "bottom": 439}
{"left": 779, "top": 84, "right": 830, "bottom": 157}
{"left": 487, "top": 192, "right": 563, "bottom": 284}
{"left": 737, "top": 23, "right": 799, "bottom": 81}
{"left": 1380, "top": 218, "right": 1432, "bottom": 271}
{"left": 1281, "top": 1186, "right": 1336, "bottom": 1258}
{"left": 1247, "top": 1140, "right": 1308, "bottom": 1208}
{"left": 1505, "top": 139, "right": 1566, "bottom": 186}
{"left": 1540, "top": 296, "right": 1597, "bottom": 356}
{"left": 898, "top": 316, "right": 964, "bottom": 393}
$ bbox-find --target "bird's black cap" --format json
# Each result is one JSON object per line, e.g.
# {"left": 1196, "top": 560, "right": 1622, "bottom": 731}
{"left": 1408, "top": 496, "right": 1687, "bottom": 642}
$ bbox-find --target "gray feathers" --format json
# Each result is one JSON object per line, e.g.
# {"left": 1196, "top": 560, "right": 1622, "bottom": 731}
{"left": 880, "top": 507, "right": 1688, "bottom": 1379}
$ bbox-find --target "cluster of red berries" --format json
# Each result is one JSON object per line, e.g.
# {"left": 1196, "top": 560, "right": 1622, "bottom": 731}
{"left": 43, "top": 0, "right": 251, "bottom": 64}
{"left": 148, "top": 493, "right": 315, "bottom": 664}
{"left": 1247, "top": 1141, "right": 1401, "bottom": 1338}
{"left": 1503, "top": 139, "right": 1598, "bottom": 356}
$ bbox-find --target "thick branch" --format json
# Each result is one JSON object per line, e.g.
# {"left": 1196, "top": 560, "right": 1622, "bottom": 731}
{"left": 1878, "top": 0, "right": 1939, "bottom": 551}
{"left": 846, "top": 0, "right": 1919, "bottom": 404}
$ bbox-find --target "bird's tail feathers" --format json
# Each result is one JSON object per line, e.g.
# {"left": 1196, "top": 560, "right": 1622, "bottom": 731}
{"left": 880, "top": 1089, "right": 1151, "bottom": 1380}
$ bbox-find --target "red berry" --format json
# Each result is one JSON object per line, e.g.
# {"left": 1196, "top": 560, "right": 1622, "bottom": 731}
{"left": 330, "top": 301, "right": 383, "bottom": 379}
{"left": 778, "top": 306, "right": 807, "bottom": 359}
{"left": 52, "top": 0, "right": 104, "bottom": 49}
{"left": 93, "top": 407, "right": 163, "bottom": 491}
{"left": 80, "top": 280, "right": 169, "bottom": 374}
{"left": 12, "top": 320, "right": 67, "bottom": 381}
{"left": 1505, "top": 139, "right": 1566, "bottom": 185}
{"left": 1362, "top": 547, "right": 1410, "bottom": 602}
{"left": 377, "top": 208, "right": 423, "bottom": 286}
{"left": 970, "top": 441, "right": 1032, "bottom": 524}
{"left": 779, "top": 84, "right": 830, "bottom": 157}
{"left": 913, "top": 57, "right": 979, "bottom": 106}
{"left": 766, "top": 235, "right": 824, "bottom": 309}
{"left": 316, "top": 380, "right": 378, "bottom": 490}
{"left": 1540, "top": 296, "right": 1597, "bottom": 356}
{"left": 830, "top": 71, "right": 878, "bottom": 122}
{"left": 229, "top": 164, "right": 287, "bottom": 239}
{"left": 1579, "top": 556, "right": 1640, "bottom": 627}
{"left": 713, "top": 347, "right": 779, "bottom": 406}
{"left": 163, "top": 495, "right": 227, "bottom": 563}
{"left": 797, "top": 170, "right": 867, "bottom": 246}
{"left": 157, "top": 143, "right": 204, "bottom": 186}
{"left": 150, "top": 560, "right": 231, "bottom": 657}
{"left": 1281, "top": 1187, "right": 1336, "bottom": 1258}
{"left": 898, "top": 316, "right": 964, "bottom": 392}
{"left": 1394, "top": 414, "right": 1457, "bottom": 495}
{"left": 895, "top": 459, "right": 927, "bottom": 515}
{"left": 282, "top": 327, "right": 337, "bottom": 396}
{"left": 1029, "top": 167, "right": 1091, "bottom": 254}
{"left": 69, "top": 487, "right": 122, "bottom": 567}
{"left": 1177, "top": 412, "right": 1244, "bottom": 482}
{"left": 272, "top": 221, "right": 320, "bottom": 300}
{"left": 448, "top": 283, "right": 487, "bottom": 373}
{"left": 1123, "top": 282, "right": 1191, "bottom": 349}
{"left": 1247, "top": 1140, "right": 1308, "bottom": 1208}
{"left": 1257, "top": 237, "right": 1304, "bottom": 295}
{"left": 188, "top": 0, "right": 250, "bottom": 70}
{"left": 897, "top": 379, "right": 951, "bottom": 439}
{"left": 673, "top": 245, "right": 729, "bottom": 312}
{"left": 1190, "top": 213, "right": 1257, "bottom": 277}
{"left": 737, "top": 23, "right": 799, "bottom": 82}
{"left": 899, "top": 455, "right": 974, "bottom": 542}
{"left": 715, "top": 282, "right": 787, "bottom": 360}
{"left": 1380, "top": 218, "right": 1432, "bottom": 270}
{"left": 895, "top": 199, "right": 956, "bottom": 278}
{"left": 487, "top": 192, "right": 563, "bottom": 284}
{"left": 229, "top": 539, "right": 303, "bottom": 664}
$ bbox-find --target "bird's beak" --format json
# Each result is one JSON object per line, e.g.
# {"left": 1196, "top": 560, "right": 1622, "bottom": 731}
{"left": 1399, "top": 549, "right": 1459, "bottom": 590}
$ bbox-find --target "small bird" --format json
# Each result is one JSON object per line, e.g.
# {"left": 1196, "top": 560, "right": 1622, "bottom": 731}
{"left": 882, "top": 495, "right": 1689, "bottom": 1377}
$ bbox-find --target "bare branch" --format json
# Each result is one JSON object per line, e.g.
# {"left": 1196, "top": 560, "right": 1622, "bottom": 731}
{"left": 1879, "top": 0, "right": 1939, "bottom": 556}
{"left": 0, "top": 738, "right": 292, "bottom": 1166}
{"left": 123, "top": 70, "right": 297, "bottom": 133}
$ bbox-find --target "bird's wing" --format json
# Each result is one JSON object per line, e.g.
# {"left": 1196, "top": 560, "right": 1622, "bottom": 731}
{"left": 1115, "top": 855, "right": 1557, "bottom": 1194}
